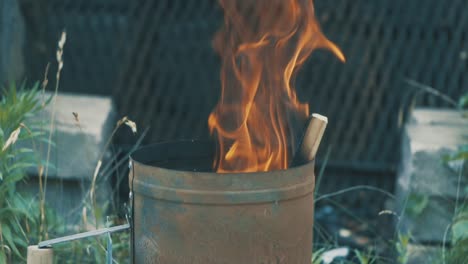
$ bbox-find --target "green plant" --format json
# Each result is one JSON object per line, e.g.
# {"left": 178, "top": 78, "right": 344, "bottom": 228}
{"left": 443, "top": 109, "right": 468, "bottom": 263}
{"left": 451, "top": 204, "right": 468, "bottom": 245}
{"left": 405, "top": 193, "right": 429, "bottom": 218}
{"left": 311, "top": 248, "right": 325, "bottom": 264}
{"left": 458, "top": 93, "right": 468, "bottom": 110}
{"left": 0, "top": 29, "right": 136, "bottom": 263}
{"left": 0, "top": 82, "right": 51, "bottom": 262}
{"left": 395, "top": 233, "right": 410, "bottom": 264}
{"left": 353, "top": 249, "right": 378, "bottom": 264}
{"left": 443, "top": 191, "right": 468, "bottom": 264}
{"left": 0, "top": 82, "right": 132, "bottom": 263}
{"left": 401, "top": 81, "right": 468, "bottom": 264}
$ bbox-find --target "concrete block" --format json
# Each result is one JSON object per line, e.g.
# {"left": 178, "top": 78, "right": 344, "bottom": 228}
{"left": 407, "top": 244, "right": 442, "bottom": 264}
{"left": 400, "top": 197, "right": 454, "bottom": 243}
{"left": 31, "top": 92, "right": 117, "bottom": 180}
{"left": 410, "top": 108, "right": 468, "bottom": 127}
{"left": 20, "top": 92, "right": 117, "bottom": 224}
{"left": 396, "top": 108, "right": 467, "bottom": 243}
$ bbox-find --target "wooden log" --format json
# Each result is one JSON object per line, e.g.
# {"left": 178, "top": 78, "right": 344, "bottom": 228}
{"left": 290, "top": 113, "right": 328, "bottom": 167}
{"left": 27, "top": 246, "right": 53, "bottom": 264}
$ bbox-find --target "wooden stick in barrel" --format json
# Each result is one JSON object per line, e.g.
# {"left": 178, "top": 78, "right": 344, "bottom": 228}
{"left": 290, "top": 113, "right": 328, "bottom": 167}
{"left": 27, "top": 246, "right": 53, "bottom": 264}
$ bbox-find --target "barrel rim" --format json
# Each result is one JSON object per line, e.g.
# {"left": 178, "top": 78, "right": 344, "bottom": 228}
{"left": 132, "top": 177, "right": 315, "bottom": 204}
{"left": 130, "top": 140, "right": 315, "bottom": 204}
{"left": 130, "top": 140, "right": 314, "bottom": 175}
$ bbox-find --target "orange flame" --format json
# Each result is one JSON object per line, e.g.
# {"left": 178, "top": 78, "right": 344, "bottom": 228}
{"left": 209, "top": 0, "right": 345, "bottom": 173}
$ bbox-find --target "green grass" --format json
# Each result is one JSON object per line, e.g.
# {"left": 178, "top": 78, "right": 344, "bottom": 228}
{"left": 0, "top": 81, "right": 51, "bottom": 263}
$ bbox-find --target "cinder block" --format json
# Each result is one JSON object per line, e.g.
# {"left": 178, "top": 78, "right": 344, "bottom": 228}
{"left": 396, "top": 108, "right": 467, "bottom": 243}
{"left": 19, "top": 92, "right": 117, "bottom": 225}
{"left": 407, "top": 244, "right": 442, "bottom": 264}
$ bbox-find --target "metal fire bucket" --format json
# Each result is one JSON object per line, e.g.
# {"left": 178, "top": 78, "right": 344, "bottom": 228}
{"left": 129, "top": 140, "right": 315, "bottom": 263}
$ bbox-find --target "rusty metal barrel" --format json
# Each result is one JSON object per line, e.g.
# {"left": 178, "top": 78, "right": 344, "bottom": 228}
{"left": 130, "top": 140, "right": 315, "bottom": 264}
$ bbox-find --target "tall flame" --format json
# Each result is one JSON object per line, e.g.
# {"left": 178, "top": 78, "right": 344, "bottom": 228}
{"left": 209, "top": 0, "right": 345, "bottom": 173}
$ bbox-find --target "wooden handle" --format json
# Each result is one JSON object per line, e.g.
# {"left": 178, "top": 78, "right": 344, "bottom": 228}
{"left": 290, "top": 113, "right": 328, "bottom": 167}
{"left": 27, "top": 246, "right": 53, "bottom": 264}
{"left": 300, "top": 113, "right": 328, "bottom": 162}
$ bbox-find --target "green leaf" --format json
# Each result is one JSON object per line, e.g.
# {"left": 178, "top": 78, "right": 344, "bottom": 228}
{"left": 354, "top": 250, "right": 369, "bottom": 264}
{"left": 443, "top": 151, "right": 468, "bottom": 162}
{"left": 458, "top": 93, "right": 468, "bottom": 110}
{"left": 0, "top": 207, "right": 30, "bottom": 220}
{"left": 311, "top": 248, "right": 325, "bottom": 264}
{"left": 13, "top": 236, "right": 28, "bottom": 248}
{"left": 396, "top": 233, "right": 410, "bottom": 264}
{"left": 0, "top": 251, "right": 6, "bottom": 264}
{"left": 2, "top": 172, "right": 26, "bottom": 185}
{"left": 17, "top": 148, "right": 34, "bottom": 154}
{"left": 38, "top": 137, "right": 56, "bottom": 147}
{"left": 1, "top": 224, "right": 22, "bottom": 259}
{"left": 18, "top": 131, "right": 46, "bottom": 141}
{"left": 8, "top": 162, "right": 37, "bottom": 171}
{"left": 405, "top": 193, "right": 429, "bottom": 217}
{"left": 354, "top": 249, "right": 376, "bottom": 264}
{"left": 452, "top": 219, "right": 468, "bottom": 244}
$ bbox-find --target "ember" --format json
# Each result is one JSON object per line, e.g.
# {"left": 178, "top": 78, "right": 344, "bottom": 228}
{"left": 209, "top": 0, "right": 345, "bottom": 173}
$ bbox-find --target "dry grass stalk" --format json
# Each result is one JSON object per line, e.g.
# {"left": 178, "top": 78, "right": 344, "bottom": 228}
{"left": 41, "top": 63, "right": 50, "bottom": 108}
{"left": 44, "top": 30, "right": 67, "bottom": 194}
{"left": 42, "top": 30, "right": 66, "bottom": 241}
{"left": 37, "top": 63, "right": 51, "bottom": 241}
{"left": 89, "top": 116, "right": 137, "bottom": 228}
{"left": 2, "top": 126, "right": 21, "bottom": 152}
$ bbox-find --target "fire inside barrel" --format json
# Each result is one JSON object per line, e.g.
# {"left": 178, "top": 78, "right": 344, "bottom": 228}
{"left": 208, "top": 0, "right": 345, "bottom": 173}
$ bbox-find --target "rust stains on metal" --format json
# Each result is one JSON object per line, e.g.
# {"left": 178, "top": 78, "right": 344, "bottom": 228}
{"left": 130, "top": 141, "right": 315, "bottom": 263}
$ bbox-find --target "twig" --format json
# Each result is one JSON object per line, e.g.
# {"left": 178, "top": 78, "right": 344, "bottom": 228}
{"left": 405, "top": 79, "right": 459, "bottom": 108}
{"left": 315, "top": 185, "right": 396, "bottom": 203}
